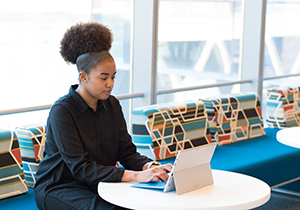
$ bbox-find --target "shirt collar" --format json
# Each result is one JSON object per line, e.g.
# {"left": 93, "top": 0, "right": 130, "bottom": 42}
{"left": 100, "top": 99, "right": 108, "bottom": 110}
{"left": 69, "top": 85, "right": 107, "bottom": 113}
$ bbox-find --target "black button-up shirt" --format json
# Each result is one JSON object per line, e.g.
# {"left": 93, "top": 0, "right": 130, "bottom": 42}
{"left": 35, "top": 85, "right": 151, "bottom": 198}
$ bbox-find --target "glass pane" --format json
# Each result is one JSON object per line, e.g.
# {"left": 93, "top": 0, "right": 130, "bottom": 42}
{"left": 0, "top": 0, "right": 91, "bottom": 112}
{"left": 92, "top": 0, "right": 133, "bottom": 125}
{"left": 0, "top": 0, "right": 133, "bottom": 128}
{"left": 264, "top": 1, "right": 300, "bottom": 77}
{"left": 262, "top": 1, "right": 300, "bottom": 124}
{"left": 157, "top": 0, "right": 242, "bottom": 102}
{"left": 157, "top": 84, "right": 241, "bottom": 104}
{"left": 92, "top": 0, "right": 132, "bottom": 96}
{"left": 0, "top": 110, "right": 50, "bottom": 130}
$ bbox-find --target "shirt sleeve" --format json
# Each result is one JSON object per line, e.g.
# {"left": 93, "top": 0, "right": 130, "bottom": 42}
{"left": 48, "top": 103, "right": 125, "bottom": 187}
{"left": 113, "top": 98, "right": 152, "bottom": 170}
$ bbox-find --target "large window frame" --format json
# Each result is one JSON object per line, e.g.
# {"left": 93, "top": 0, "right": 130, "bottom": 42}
{"left": 2, "top": 0, "right": 300, "bottom": 130}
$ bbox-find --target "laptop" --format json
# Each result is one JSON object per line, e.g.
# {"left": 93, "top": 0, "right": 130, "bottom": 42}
{"left": 131, "top": 143, "right": 217, "bottom": 195}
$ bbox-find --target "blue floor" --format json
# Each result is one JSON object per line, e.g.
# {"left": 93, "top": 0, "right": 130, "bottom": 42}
{"left": 254, "top": 190, "right": 300, "bottom": 210}
{"left": 0, "top": 188, "right": 38, "bottom": 210}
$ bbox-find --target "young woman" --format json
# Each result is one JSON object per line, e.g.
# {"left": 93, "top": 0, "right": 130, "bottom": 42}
{"left": 34, "top": 21, "right": 172, "bottom": 210}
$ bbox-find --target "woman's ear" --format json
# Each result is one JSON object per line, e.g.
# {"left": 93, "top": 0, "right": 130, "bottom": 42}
{"left": 78, "top": 70, "right": 87, "bottom": 83}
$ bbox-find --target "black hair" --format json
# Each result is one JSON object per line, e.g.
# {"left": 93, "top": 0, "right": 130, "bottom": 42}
{"left": 60, "top": 21, "right": 113, "bottom": 69}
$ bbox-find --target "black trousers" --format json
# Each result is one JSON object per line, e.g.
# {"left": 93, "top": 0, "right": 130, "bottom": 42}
{"left": 36, "top": 186, "right": 130, "bottom": 210}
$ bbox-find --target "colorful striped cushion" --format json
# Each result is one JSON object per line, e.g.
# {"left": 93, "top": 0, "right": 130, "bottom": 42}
{"left": 266, "top": 87, "right": 300, "bottom": 128}
{"left": 0, "top": 130, "right": 28, "bottom": 199}
{"left": 15, "top": 124, "right": 46, "bottom": 188}
{"left": 199, "top": 93, "right": 265, "bottom": 146}
{"left": 132, "top": 100, "right": 212, "bottom": 160}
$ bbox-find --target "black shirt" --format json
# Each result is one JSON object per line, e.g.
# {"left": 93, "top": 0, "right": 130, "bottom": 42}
{"left": 34, "top": 85, "right": 151, "bottom": 197}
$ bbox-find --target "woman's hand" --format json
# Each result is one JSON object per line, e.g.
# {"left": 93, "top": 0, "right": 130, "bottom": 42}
{"left": 121, "top": 163, "right": 173, "bottom": 183}
{"left": 139, "top": 164, "right": 173, "bottom": 183}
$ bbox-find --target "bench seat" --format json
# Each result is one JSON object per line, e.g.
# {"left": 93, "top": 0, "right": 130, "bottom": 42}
{"left": 160, "top": 128, "right": 300, "bottom": 188}
{"left": 2, "top": 129, "right": 300, "bottom": 209}
{"left": 0, "top": 188, "right": 38, "bottom": 210}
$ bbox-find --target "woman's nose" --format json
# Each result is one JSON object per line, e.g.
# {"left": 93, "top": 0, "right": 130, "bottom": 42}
{"left": 106, "top": 79, "right": 114, "bottom": 88}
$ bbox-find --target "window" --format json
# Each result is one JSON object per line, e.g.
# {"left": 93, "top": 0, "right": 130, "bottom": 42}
{"left": 92, "top": 0, "right": 133, "bottom": 122}
{"left": 264, "top": 1, "right": 300, "bottom": 79}
{"left": 0, "top": 0, "right": 91, "bottom": 128}
{"left": 157, "top": 0, "right": 243, "bottom": 103}
{"left": 2, "top": 0, "right": 300, "bottom": 131}
{"left": 262, "top": 1, "right": 300, "bottom": 121}
{"left": 0, "top": 0, "right": 134, "bottom": 129}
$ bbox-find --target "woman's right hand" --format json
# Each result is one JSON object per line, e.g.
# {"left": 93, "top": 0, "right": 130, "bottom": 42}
{"left": 121, "top": 163, "right": 173, "bottom": 183}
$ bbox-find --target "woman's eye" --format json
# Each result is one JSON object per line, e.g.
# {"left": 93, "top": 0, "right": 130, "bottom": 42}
{"left": 101, "top": 76, "right": 115, "bottom": 81}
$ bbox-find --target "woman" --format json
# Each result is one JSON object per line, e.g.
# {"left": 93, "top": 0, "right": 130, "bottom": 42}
{"left": 34, "top": 21, "right": 172, "bottom": 210}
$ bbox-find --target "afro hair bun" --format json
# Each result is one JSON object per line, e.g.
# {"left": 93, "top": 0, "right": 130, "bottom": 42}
{"left": 60, "top": 21, "right": 113, "bottom": 64}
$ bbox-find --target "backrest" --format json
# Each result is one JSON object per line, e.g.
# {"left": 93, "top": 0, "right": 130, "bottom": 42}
{"left": 266, "top": 87, "right": 300, "bottom": 128}
{"left": 199, "top": 92, "right": 265, "bottom": 146}
{"left": 132, "top": 100, "right": 212, "bottom": 160}
{"left": 0, "top": 129, "right": 28, "bottom": 199}
{"left": 15, "top": 124, "right": 46, "bottom": 188}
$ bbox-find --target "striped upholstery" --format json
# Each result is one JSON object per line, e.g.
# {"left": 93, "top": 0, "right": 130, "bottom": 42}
{"left": 15, "top": 124, "right": 46, "bottom": 188}
{"left": 266, "top": 87, "right": 300, "bottom": 128}
{"left": 132, "top": 100, "right": 212, "bottom": 160}
{"left": 0, "top": 130, "right": 28, "bottom": 199}
{"left": 199, "top": 93, "right": 265, "bottom": 146}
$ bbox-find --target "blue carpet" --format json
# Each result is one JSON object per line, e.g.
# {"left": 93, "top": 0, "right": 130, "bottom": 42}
{"left": 0, "top": 188, "right": 38, "bottom": 210}
{"left": 254, "top": 191, "right": 300, "bottom": 210}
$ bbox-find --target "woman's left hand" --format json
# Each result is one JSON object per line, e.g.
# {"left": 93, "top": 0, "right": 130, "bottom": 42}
{"left": 121, "top": 163, "right": 173, "bottom": 183}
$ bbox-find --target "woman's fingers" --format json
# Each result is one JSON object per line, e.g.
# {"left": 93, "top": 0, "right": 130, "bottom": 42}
{"left": 159, "top": 163, "right": 173, "bottom": 172}
{"left": 137, "top": 163, "right": 173, "bottom": 183}
{"left": 152, "top": 175, "right": 162, "bottom": 182}
{"left": 151, "top": 167, "right": 170, "bottom": 182}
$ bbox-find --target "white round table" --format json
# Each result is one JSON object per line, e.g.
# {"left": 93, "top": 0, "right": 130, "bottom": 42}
{"left": 276, "top": 127, "right": 300, "bottom": 148}
{"left": 98, "top": 170, "right": 270, "bottom": 210}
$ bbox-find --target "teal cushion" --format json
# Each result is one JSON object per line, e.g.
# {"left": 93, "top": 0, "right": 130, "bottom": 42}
{"left": 0, "top": 188, "right": 38, "bottom": 210}
{"left": 279, "top": 179, "right": 300, "bottom": 192}
{"left": 0, "top": 130, "right": 28, "bottom": 199}
{"left": 211, "top": 128, "right": 300, "bottom": 187}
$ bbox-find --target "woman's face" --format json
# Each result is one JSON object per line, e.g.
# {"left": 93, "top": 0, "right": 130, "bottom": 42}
{"left": 84, "top": 59, "right": 116, "bottom": 101}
